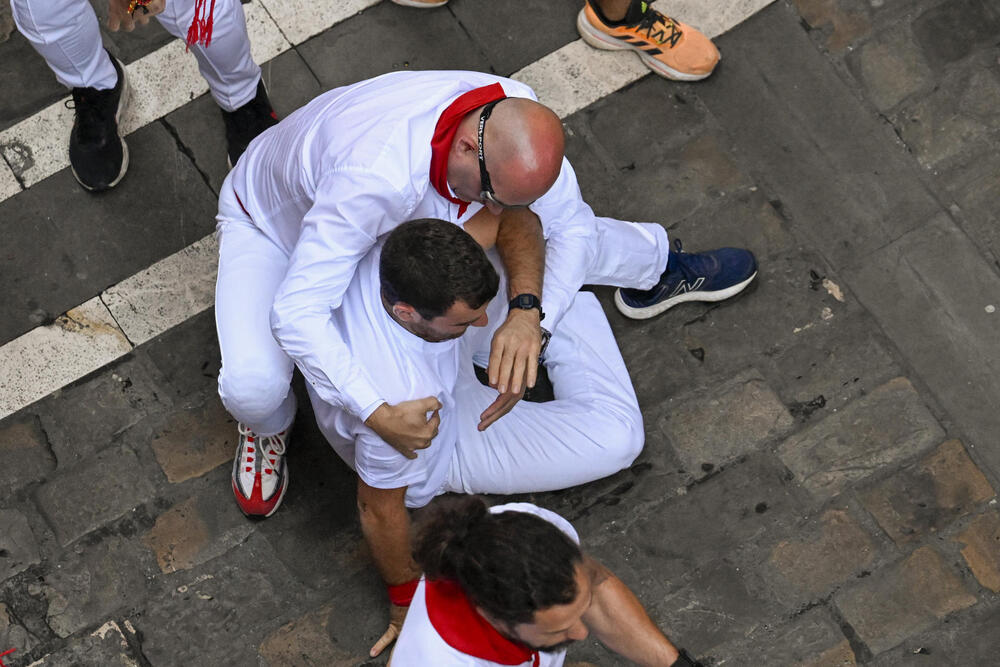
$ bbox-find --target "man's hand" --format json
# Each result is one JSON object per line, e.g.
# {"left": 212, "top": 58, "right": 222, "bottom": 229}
{"left": 365, "top": 397, "right": 442, "bottom": 459}
{"left": 487, "top": 308, "right": 542, "bottom": 396}
{"left": 107, "top": 0, "right": 166, "bottom": 31}
{"left": 370, "top": 602, "right": 408, "bottom": 657}
{"left": 478, "top": 383, "right": 526, "bottom": 431}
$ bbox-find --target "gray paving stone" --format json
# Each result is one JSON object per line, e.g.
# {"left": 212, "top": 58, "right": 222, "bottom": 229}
{"left": 697, "top": 1, "right": 940, "bottom": 270}
{"left": 254, "top": 404, "right": 367, "bottom": 592}
{"left": 150, "top": 399, "right": 236, "bottom": 484}
{"left": 34, "top": 443, "right": 158, "bottom": 546}
{"left": 259, "top": 602, "right": 361, "bottom": 666}
{"left": 792, "top": 0, "right": 872, "bottom": 52}
{"left": 36, "top": 354, "right": 170, "bottom": 471}
{"left": 778, "top": 377, "right": 945, "bottom": 501}
{"left": 140, "top": 469, "right": 254, "bottom": 574}
{"left": 868, "top": 599, "right": 1000, "bottom": 665}
{"left": 297, "top": 1, "right": 491, "bottom": 91}
{"left": 834, "top": 546, "right": 977, "bottom": 655}
{"left": 939, "top": 150, "right": 1000, "bottom": 269}
{"left": 657, "top": 368, "right": 793, "bottom": 476}
{"left": 764, "top": 507, "right": 878, "bottom": 600}
{"left": 140, "top": 308, "right": 219, "bottom": 406}
{"left": 450, "top": 0, "right": 580, "bottom": 76}
{"left": 858, "top": 439, "right": 995, "bottom": 546}
{"left": 0, "top": 510, "right": 40, "bottom": 585}
{"left": 607, "top": 454, "right": 814, "bottom": 592}
{"left": 847, "top": 23, "right": 933, "bottom": 111}
{"left": 165, "top": 48, "right": 324, "bottom": 195}
{"left": 653, "top": 559, "right": 789, "bottom": 656}
{"left": 911, "top": 0, "right": 1000, "bottom": 68}
{"left": 954, "top": 509, "right": 1000, "bottom": 594}
{"left": 845, "top": 214, "right": 1000, "bottom": 479}
{"left": 0, "top": 602, "right": 41, "bottom": 663}
{"left": 568, "top": 79, "right": 756, "bottom": 234}
{"left": 39, "top": 536, "right": 152, "bottom": 638}
{"left": 892, "top": 53, "right": 1000, "bottom": 172}
{"left": 0, "top": 31, "right": 66, "bottom": 132}
{"left": 753, "top": 309, "right": 901, "bottom": 419}
{"left": 132, "top": 532, "right": 321, "bottom": 666}
{"left": 707, "top": 606, "right": 856, "bottom": 665}
{"left": 0, "top": 416, "right": 55, "bottom": 493}
{"left": 0, "top": 121, "right": 218, "bottom": 344}
{"left": 27, "top": 619, "right": 144, "bottom": 667}
{"left": 613, "top": 252, "right": 863, "bottom": 409}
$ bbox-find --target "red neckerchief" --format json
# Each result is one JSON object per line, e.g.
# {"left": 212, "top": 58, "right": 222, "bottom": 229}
{"left": 429, "top": 83, "right": 507, "bottom": 218}
{"left": 425, "top": 579, "right": 540, "bottom": 667}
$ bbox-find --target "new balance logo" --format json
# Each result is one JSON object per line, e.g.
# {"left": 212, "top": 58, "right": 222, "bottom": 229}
{"left": 668, "top": 277, "right": 705, "bottom": 298}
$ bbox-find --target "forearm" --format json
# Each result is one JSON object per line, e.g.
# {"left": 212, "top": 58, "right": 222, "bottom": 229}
{"left": 496, "top": 208, "right": 545, "bottom": 299}
{"left": 584, "top": 568, "right": 681, "bottom": 666}
{"left": 357, "top": 482, "right": 421, "bottom": 586}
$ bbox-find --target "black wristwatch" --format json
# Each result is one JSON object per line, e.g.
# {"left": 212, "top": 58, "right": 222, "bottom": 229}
{"left": 509, "top": 293, "right": 544, "bottom": 321}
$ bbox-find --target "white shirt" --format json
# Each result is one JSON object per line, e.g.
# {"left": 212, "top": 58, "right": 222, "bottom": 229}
{"left": 307, "top": 241, "right": 463, "bottom": 508}
{"left": 392, "top": 503, "right": 578, "bottom": 667}
{"left": 228, "top": 70, "right": 598, "bottom": 420}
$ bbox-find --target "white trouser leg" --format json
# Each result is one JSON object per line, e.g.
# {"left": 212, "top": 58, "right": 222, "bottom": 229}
{"left": 154, "top": 0, "right": 261, "bottom": 111}
{"left": 10, "top": 0, "right": 117, "bottom": 90}
{"left": 445, "top": 291, "right": 644, "bottom": 496}
{"left": 585, "top": 216, "right": 670, "bottom": 290}
{"left": 215, "top": 188, "right": 296, "bottom": 435}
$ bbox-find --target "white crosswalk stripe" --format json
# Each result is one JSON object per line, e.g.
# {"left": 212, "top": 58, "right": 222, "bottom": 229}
{"left": 0, "top": 0, "right": 774, "bottom": 420}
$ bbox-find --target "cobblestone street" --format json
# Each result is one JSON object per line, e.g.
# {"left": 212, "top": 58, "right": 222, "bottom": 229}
{"left": 1, "top": 0, "right": 999, "bottom": 664}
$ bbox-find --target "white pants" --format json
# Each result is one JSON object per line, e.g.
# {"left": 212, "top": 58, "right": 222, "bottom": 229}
{"left": 439, "top": 289, "right": 644, "bottom": 498}
{"left": 11, "top": 0, "right": 260, "bottom": 111}
{"left": 214, "top": 184, "right": 669, "bottom": 436}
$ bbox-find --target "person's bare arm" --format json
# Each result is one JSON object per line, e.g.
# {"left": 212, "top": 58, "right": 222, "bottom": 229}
{"left": 482, "top": 208, "right": 545, "bottom": 428}
{"left": 581, "top": 556, "right": 685, "bottom": 667}
{"left": 357, "top": 479, "right": 422, "bottom": 658}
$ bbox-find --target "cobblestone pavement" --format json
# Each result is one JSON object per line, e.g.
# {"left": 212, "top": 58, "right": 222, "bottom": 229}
{"left": 2, "top": 0, "right": 999, "bottom": 665}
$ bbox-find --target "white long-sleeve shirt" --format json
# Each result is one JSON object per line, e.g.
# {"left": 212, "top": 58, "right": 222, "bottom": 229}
{"left": 228, "top": 70, "right": 598, "bottom": 419}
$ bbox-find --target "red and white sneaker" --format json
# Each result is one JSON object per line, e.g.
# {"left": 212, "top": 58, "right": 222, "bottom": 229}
{"left": 231, "top": 423, "right": 289, "bottom": 518}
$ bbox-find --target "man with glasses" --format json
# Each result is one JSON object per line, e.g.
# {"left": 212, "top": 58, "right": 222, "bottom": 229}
{"left": 215, "top": 70, "right": 756, "bottom": 520}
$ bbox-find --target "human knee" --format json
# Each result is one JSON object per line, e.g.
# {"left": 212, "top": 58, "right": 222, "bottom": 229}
{"left": 218, "top": 367, "right": 291, "bottom": 423}
{"left": 601, "top": 406, "right": 645, "bottom": 470}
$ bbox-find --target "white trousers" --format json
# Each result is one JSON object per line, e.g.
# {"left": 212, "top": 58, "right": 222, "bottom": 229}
{"left": 439, "top": 289, "right": 644, "bottom": 498}
{"left": 214, "top": 183, "right": 669, "bottom": 436}
{"left": 11, "top": 0, "right": 260, "bottom": 111}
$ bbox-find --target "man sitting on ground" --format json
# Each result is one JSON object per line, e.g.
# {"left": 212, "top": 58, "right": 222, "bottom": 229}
{"left": 311, "top": 218, "right": 650, "bottom": 655}
{"left": 390, "top": 495, "right": 705, "bottom": 666}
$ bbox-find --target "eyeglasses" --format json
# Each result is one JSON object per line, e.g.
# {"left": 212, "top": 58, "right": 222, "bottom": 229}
{"left": 477, "top": 99, "right": 532, "bottom": 210}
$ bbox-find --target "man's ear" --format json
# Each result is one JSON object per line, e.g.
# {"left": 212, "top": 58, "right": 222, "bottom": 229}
{"left": 392, "top": 302, "right": 420, "bottom": 323}
{"left": 455, "top": 132, "right": 478, "bottom": 157}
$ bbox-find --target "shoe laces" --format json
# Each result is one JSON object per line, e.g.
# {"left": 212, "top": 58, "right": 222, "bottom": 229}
{"left": 668, "top": 238, "right": 717, "bottom": 281}
{"left": 66, "top": 89, "right": 115, "bottom": 143}
{"left": 239, "top": 423, "right": 286, "bottom": 457}
{"left": 634, "top": 2, "right": 683, "bottom": 47}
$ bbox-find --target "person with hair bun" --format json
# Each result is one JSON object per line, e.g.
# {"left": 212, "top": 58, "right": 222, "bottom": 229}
{"left": 390, "top": 496, "right": 704, "bottom": 667}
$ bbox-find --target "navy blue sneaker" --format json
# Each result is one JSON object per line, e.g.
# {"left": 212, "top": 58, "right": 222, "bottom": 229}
{"left": 615, "top": 240, "right": 757, "bottom": 319}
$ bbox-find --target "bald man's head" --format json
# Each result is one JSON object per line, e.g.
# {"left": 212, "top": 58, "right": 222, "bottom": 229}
{"left": 447, "top": 97, "right": 565, "bottom": 213}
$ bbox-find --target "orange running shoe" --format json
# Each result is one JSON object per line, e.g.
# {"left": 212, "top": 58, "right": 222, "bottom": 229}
{"left": 577, "top": 1, "right": 720, "bottom": 81}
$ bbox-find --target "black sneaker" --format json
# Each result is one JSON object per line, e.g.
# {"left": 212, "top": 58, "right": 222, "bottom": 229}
{"left": 221, "top": 79, "right": 279, "bottom": 168}
{"left": 615, "top": 240, "right": 757, "bottom": 319}
{"left": 68, "top": 53, "right": 130, "bottom": 192}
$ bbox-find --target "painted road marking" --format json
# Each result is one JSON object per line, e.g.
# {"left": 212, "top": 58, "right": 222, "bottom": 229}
{"left": 0, "top": 0, "right": 774, "bottom": 421}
